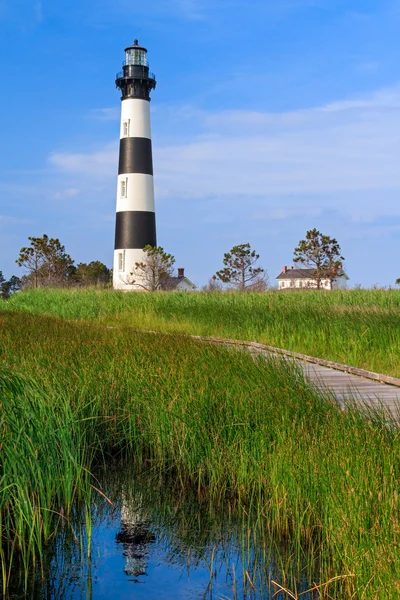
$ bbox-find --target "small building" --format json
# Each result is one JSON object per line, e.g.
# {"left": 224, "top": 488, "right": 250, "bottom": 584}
{"left": 276, "top": 265, "right": 349, "bottom": 290}
{"left": 161, "top": 268, "right": 197, "bottom": 292}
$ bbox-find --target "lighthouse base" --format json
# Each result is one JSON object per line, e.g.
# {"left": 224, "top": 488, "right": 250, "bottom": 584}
{"left": 113, "top": 248, "right": 149, "bottom": 291}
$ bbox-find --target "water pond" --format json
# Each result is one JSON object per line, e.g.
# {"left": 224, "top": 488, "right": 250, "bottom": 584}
{"left": 9, "top": 466, "right": 317, "bottom": 600}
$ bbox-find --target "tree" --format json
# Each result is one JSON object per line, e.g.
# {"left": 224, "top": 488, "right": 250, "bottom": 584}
{"left": 0, "top": 271, "right": 5, "bottom": 299}
{"left": 130, "top": 245, "right": 175, "bottom": 291}
{"left": 202, "top": 277, "right": 223, "bottom": 292}
{"left": 0, "top": 271, "right": 21, "bottom": 299}
{"left": 245, "top": 275, "right": 269, "bottom": 292}
{"left": 214, "top": 243, "right": 266, "bottom": 291}
{"left": 0, "top": 275, "right": 21, "bottom": 299}
{"left": 73, "top": 261, "right": 111, "bottom": 286}
{"left": 293, "top": 228, "right": 344, "bottom": 290}
{"left": 16, "top": 235, "right": 74, "bottom": 288}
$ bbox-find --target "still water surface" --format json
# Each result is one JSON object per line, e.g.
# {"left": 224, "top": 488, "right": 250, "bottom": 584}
{"left": 11, "top": 466, "right": 315, "bottom": 599}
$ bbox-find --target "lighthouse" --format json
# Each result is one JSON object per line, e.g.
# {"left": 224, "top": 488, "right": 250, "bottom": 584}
{"left": 113, "top": 40, "right": 157, "bottom": 290}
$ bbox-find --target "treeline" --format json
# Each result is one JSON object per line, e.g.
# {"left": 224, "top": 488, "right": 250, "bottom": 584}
{"left": 2, "top": 234, "right": 111, "bottom": 298}
{"left": 2, "top": 228, "right": 346, "bottom": 297}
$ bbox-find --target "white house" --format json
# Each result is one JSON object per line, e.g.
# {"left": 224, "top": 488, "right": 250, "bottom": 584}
{"left": 276, "top": 265, "right": 349, "bottom": 290}
{"left": 161, "top": 268, "right": 197, "bottom": 292}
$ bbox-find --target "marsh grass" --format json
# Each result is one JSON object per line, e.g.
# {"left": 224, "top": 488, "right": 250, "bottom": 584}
{"left": 1, "top": 310, "right": 400, "bottom": 597}
{"left": 5, "top": 287, "right": 400, "bottom": 375}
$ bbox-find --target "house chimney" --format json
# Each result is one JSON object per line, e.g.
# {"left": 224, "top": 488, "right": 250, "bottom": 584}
{"left": 283, "top": 265, "right": 287, "bottom": 273}
{"left": 290, "top": 265, "right": 294, "bottom": 269}
{"left": 178, "top": 268, "right": 184, "bottom": 278}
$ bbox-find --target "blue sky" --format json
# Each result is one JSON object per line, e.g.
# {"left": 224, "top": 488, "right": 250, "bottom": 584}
{"left": 1, "top": 0, "right": 400, "bottom": 287}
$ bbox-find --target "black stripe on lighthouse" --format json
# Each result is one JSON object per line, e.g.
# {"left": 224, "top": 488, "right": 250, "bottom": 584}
{"left": 115, "top": 211, "right": 157, "bottom": 250}
{"left": 118, "top": 137, "right": 153, "bottom": 175}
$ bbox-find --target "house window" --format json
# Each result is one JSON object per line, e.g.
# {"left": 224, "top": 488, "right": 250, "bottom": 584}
{"left": 120, "top": 178, "right": 127, "bottom": 198}
{"left": 122, "top": 120, "right": 130, "bottom": 137}
{"left": 118, "top": 252, "right": 124, "bottom": 272}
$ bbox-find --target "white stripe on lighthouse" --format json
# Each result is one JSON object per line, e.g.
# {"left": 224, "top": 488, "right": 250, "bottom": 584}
{"left": 120, "top": 99, "right": 152, "bottom": 139}
{"left": 116, "top": 174, "right": 155, "bottom": 213}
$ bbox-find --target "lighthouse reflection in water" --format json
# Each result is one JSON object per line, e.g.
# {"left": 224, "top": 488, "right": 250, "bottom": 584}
{"left": 116, "top": 492, "right": 155, "bottom": 579}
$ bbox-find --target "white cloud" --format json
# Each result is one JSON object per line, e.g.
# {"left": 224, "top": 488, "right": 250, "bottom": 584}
{"left": 48, "top": 84, "right": 400, "bottom": 213}
{"left": 0, "top": 215, "right": 32, "bottom": 225}
{"left": 153, "top": 88, "right": 400, "bottom": 198}
{"left": 349, "top": 224, "right": 400, "bottom": 239}
{"left": 251, "top": 208, "right": 324, "bottom": 221}
{"left": 52, "top": 188, "right": 79, "bottom": 200}
{"left": 49, "top": 143, "right": 117, "bottom": 176}
{"left": 319, "top": 85, "right": 400, "bottom": 112}
{"left": 88, "top": 108, "right": 120, "bottom": 121}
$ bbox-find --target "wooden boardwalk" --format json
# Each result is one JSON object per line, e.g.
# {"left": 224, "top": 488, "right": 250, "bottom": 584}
{"left": 193, "top": 335, "right": 400, "bottom": 420}
{"left": 301, "top": 362, "right": 400, "bottom": 418}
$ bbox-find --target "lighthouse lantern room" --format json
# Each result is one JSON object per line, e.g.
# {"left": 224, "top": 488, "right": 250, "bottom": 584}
{"left": 113, "top": 39, "right": 157, "bottom": 290}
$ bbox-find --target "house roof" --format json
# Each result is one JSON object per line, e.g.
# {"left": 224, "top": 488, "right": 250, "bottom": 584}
{"left": 160, "top": 275, "right": 196, "bottom": 290}
{"left": 276, "top": 268, "right": 348, "bottom": 280}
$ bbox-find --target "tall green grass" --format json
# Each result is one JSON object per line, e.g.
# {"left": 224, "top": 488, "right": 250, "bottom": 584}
{"left": 1, "top": 310, "right": 400, "bottom": 597}
{"left": 5, "top": 287, "right": 400, "bottom": 376}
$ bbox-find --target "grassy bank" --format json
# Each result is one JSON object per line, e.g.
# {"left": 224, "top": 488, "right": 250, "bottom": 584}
{"left": 5, "top": 287, "right": 400, "bottom": 376}
{"left": 1, "top": 310, "right": 400, "bottom": 598}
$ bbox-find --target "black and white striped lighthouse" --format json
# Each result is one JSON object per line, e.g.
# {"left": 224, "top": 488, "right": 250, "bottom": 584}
{"left": 113, "top": 39, "right": 157, "bottom": 290}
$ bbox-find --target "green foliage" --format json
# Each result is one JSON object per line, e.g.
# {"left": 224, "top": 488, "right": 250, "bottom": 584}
{"left": 0, "top": 273, "right": 20, "bottom": 299}
{"left": 214, "top": 243, "right": 266, "bottom": 291}
{"left": 0, "top": 271, "right": 5, "bottom": 299}
{"left": 5, "top": 288, "right": 400, "bottom": 377}
{"left": 16, "top": 234, "right": 74, "bottom": 288}
{"left": 131, "top": 245, "right": 175, "bottom": 291}
{"left": 293, "top": 228, "right": 344, "bottom": 289}
{"left": 73, "top": 260, "right": 111, "bottom": 286}
{"left": 1, "top": 311, "right": 400, "bottom": 598}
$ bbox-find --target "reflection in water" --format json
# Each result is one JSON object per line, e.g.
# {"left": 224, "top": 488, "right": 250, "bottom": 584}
{"left": 116, "top": 492, "right": 155, "bottom": 578}
{"left": 6, "top": 464, "right": 318, "bottom": 599}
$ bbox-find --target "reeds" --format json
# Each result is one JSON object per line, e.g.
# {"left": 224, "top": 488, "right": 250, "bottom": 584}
{"left": 5, "top": 287, "right": 400, "bottom": 376}
{"left": 1, "top": 310, "right": 400, "bottom": 597}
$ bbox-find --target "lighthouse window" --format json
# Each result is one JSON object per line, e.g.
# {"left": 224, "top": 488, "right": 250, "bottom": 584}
{"left": 126, "top": 48, "right": 147, "bottom": 67}
{"left": 120, "top": 179, "right": 127, "bottom": 198}
{"left": 122, "top": 120, "right": 130, "bottom": 137}
{"left": 118, "top": 252, "right": 124, "bottom": 272}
